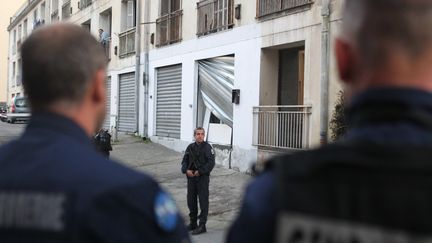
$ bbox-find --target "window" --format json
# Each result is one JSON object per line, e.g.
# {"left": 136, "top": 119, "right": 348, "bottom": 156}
{"left": 41, "top": 2, "right": 46, "bottom": 21}
{"left": 18, "top": 25, "right": 22, "bottom": 41}
{"left": 52, "top": 0, "right": 59, "bottom": 13}
{"left": 197, "top": 0, "right": 234, "bottom": 37}
{"left": 51, "top": 0, "right": 59, "bottom": 21}
{"left": 156, "top": 0, "right": 182, "bottom": 47}
{"left": 160, "top": 0, "right": 181, "bottom": 15}
{"left": 17, "top": 25, "right": 22, "bottom": 51}
{"left": 12, "top": 30, "right": 16, "bottom": 54}
{"left": 256, "top": 0, "right": 313, "bottom": 18}
{"left": 62, "top": 1, "right": 71, "bottom": 20}
{"left": 17, "top": 59, "right": 22, "bottom": 86}
{"left": 33, "top": 10, "right": 38, "bottom": 25}
{"left": 126, "top": 0, "right": 136, "bottom": 29}
{"left": 79, "top": 0, "right": 92, "bottom": 10}
{"left": 23, "top": 19, "right": 28, "bottom": 38}
{"left": 12, "top": 62, "right": 16, "bottom": 78}
{"left": 119, "top": 0, "right": 136, "bottom": 57}
{"left": 99, "top": 8, "right": 112, "bottom": 59}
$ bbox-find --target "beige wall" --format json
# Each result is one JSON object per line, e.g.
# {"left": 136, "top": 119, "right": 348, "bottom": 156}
{"left": 0, "top": 0, "right": 26, "bottom": 102}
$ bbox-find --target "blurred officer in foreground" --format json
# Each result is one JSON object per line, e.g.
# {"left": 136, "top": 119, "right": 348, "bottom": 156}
{"left": 227, "top": 0, "right": 432, "bottom": 242}
{"left": 181, "top": 127, "right": 215, "bottom": 235}
{"left": 0, "top": 23, "right": 190, "bottom": 243}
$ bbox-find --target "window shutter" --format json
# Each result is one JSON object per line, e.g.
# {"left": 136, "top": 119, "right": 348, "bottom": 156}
{"left": 127, "top": 0, "right": 135, "bottom": 29}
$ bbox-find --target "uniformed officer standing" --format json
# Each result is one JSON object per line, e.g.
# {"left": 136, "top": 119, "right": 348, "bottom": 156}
{"left": 93, "top": 128, "right": 113, "bottom": 157}
{"left": 0, "top": 23, "right": 190, "bottom": 243}
{"left": 181, "top": 127, "right": 215, "bottom": 235}
{"left": 227, "top": 0, "right": 432, "bottom": 242}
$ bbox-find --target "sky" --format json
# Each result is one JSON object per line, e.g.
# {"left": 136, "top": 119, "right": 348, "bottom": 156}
{"left": 0, "top": 0, "right": 26, "bottom": 102}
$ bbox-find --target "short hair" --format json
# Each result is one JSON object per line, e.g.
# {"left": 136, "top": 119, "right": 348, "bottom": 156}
{"left": 341, "top": 0, "right": 432, "bottom": 67}
{"left": 194, "top": 127, "right": 205, "bottom": 136}
{"left": 21, "top": 23, "right": 107, "bottom": 110}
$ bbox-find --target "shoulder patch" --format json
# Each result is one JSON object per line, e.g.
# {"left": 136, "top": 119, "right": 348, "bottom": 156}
{"left": 154, "top": 191, "right": 178, "bottom": 232}
{"left": 207, "top": 143, "right": 215, "bottom": 155}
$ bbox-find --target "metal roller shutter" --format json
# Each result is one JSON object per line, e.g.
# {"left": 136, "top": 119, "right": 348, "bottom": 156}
{"left": 103, "top": 76, "right": 111, "bottom": 129}
{"left": 118, "top": 72, "right": 136, "bottom": 132}
{"left": 156, "top": 64, "right": 182, "bottom": 138}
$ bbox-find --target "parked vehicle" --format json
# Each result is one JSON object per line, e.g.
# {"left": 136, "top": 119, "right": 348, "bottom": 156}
{"left": 0, "top": 102, "right": 6, "bottom": 114}
{"left": 4, "top": 97, "right": 31, "bottom": 123}
{"left": 10, "top": 97, "right": 30, "bottom": 114}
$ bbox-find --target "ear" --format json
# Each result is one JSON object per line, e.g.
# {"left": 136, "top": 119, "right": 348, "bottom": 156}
{"left": 335, "top": 38, "right": 356, "bottom": 84}
{"left": 91, "top": 69, "right": 106, "bottom": 106}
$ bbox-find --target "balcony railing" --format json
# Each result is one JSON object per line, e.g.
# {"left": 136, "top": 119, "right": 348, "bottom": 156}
{"left": 257, "top": 0, "right": 314, "bottom": 18}
{"left": 197, "top": 0, "right": 234, "bottom": 37}
{"left": 253, "top": 105, "right": 312, "bottom": 149}
{"left": 119, "top": 28, "right": 136, "bottom": 58}
{"left": 101, "top": 39, "right": 111, "bottom": 61}
{"left": 78, "top": 0, "right": 92, "bottom": 10}
{"left": 156, "top": 10, "right": 183, "bottom": 47}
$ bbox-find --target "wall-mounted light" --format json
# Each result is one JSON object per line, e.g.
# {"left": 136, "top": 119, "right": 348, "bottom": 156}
{"left": 235, "top": 4, "right": 241, "bottom": 20}
{"left": 150, "top": 33, "right": 154, "bottom": 45}
{"left": 232, "top": 89, "right": 240, "bottom": 104}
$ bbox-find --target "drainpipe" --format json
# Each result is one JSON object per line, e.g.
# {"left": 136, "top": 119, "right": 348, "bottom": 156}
{"left": 134, "top": 0, "right": 142, "bottom": 134}
{"left": 142, "top": 0, "right": 150, "bottom": 139}
{"left": 320, "top": 0, "right": 331, "bottom": 145}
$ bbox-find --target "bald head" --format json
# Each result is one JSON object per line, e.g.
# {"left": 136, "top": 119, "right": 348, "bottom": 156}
{"left": 341, "top": 0, "right": 432, "bottom": 67}
{"left": 21, "top": 23, "right": 107, "bottom": 110}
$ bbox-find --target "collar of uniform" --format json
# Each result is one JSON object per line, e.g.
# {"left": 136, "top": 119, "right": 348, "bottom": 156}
{"left": 25, "top": 112, "right": 92, "bottom": 145}
{"left": 348, "top": 87, "right": 432, "bottom": 129}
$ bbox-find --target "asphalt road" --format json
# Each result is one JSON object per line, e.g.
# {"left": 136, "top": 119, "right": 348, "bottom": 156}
{"left": 0, "top": 120, "right": 26, "bottom": 145}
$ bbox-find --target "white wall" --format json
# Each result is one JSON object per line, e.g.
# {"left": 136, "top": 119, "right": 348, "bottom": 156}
{"left": 145, "top": 23, "right": 262, "bottom": 171}
{"left": 143, "top": 1, "right": 344, "bottom": 172}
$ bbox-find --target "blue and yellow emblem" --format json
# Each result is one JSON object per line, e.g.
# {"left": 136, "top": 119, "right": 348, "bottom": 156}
{"left": 154, "top": 191, "right": 178, "bottom": 232}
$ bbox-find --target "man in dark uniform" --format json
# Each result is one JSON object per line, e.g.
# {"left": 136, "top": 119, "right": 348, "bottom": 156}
{"left": 181, "top": 127, "right": 215, "bottom": 235}
{"left": 93, "top": 128, "right": 113, "bottom": 157}
{"left": 227, "top": 0, "right": 432, "bottom": 242}
{"left": 0, "top": 23, "right": 190, "bottom": 243}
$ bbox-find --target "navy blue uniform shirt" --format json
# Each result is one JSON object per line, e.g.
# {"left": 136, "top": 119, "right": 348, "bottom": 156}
{"left": 226, "top": 88, "right": 432, "bottom": 243}
{"left": 0, "top": 112, "right": 190, "bottom": 243}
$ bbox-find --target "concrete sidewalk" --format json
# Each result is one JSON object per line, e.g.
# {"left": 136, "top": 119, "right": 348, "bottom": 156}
{"left": 111, "top": 134, "right": 251, "bottom": 243}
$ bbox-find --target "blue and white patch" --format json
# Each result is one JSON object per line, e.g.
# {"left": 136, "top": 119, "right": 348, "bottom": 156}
{"left": 154, "top": 191, "right": 178, "bottom": 232}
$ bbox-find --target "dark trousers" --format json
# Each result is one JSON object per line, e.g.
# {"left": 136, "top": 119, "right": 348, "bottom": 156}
{"left": 187, "top": 175, "right": 210, "bottom": 226}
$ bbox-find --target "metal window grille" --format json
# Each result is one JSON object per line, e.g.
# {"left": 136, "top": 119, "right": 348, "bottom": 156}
{"left": 256, "top": 0, "right": 313, "bottom": 18}
{"left": 119, "top": 28, "right": 136, "bottom": 58}
{"left": 197, "top": 0, "right": 234, "bottom": 37}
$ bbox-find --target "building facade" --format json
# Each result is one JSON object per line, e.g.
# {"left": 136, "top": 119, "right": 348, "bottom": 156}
{"left": 8, "top": 0, "right": 344, "bottom": 172}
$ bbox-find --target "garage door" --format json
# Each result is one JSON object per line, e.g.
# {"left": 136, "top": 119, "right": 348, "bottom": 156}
{"left": 156, "top": 64, "right": 182, "bottom": 138}
{"left": 118, "top": 72, "right": 136, "bottom": 132}
{"left": 103, "top": 76, "right": 111, "bottom": 129}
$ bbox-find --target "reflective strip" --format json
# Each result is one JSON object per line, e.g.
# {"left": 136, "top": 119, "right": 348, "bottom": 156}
{"left": 277, "top": 213, "right": 432, "bottom": 243}
{"left": 0, "top": 192, "right": 65, "bottom": 231}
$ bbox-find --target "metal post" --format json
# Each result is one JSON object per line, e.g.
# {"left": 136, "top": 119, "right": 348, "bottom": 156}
{"left": 134, "top": 0, "right": 142, "bottom": 134}
{"left": 320, "top": 0, "right": 331, "bottom": 145}
{"left": 143, "top": 0, "right": 150, "bottom": 139}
